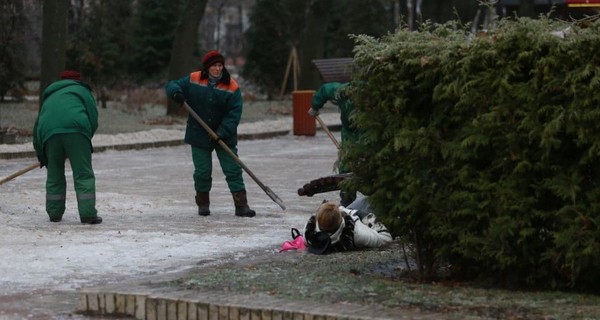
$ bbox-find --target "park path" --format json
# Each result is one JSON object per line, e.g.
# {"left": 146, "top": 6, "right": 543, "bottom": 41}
{"left": 0, "top": 129, "right": 341, "bottom": 319}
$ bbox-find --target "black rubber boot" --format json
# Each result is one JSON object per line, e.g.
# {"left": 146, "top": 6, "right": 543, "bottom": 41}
{"left": 195, "top": 192, "right": 210, "bottom": 216}
{"left": 232, "top": 190, "right": 256, "bottom": 218}
{"left": 81, "top": 216, "right": 102, "bottom": 224}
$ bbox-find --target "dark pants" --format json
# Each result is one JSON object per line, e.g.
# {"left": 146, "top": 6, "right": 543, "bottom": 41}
{"left": 45, "top": 133, "right": 97, "bottom": 220}
{"left": 339, "top": 128, "right": 357, "bottom": 206}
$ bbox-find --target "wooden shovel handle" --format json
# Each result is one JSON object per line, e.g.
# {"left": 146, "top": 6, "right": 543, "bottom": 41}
{"left": 0, "top": 162, "right": 40, "bottom": 185}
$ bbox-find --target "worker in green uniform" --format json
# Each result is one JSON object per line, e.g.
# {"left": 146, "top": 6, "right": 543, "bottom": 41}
{"left": 165, "top": 50, "right": 256, "bottom": 218}
{"left": 33, "top": 70, "right": 101, "bottom": 224}
{"left": 308, "top": 82, "right": 359, "bottom": 206}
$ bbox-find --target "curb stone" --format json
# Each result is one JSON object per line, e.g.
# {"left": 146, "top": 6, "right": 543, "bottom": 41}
{"left": 0, "top": 115, "right": 341, "bottom": 160}
{"left": 78, "top": 286, "right": 412, "bottom": 320}
{"left": 0, "top": 130, "right": 291, "bottom": 160}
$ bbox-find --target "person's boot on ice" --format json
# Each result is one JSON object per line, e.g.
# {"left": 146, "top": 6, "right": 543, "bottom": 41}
{"left": 195, "top": 192, "right": 210, "bottom": 216}
{"left": 232, "top": 190, "right": 256, "bottom": 217}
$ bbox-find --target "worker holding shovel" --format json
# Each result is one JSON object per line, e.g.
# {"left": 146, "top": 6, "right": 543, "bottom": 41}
{"left": 33, "top": 70, "right": 101, "bottom": 224}
{"left": 308, "top": 82, "right": 359, "bottom": 206}
{"left": 165, "top": 50, "right": 257, "bottom": 218}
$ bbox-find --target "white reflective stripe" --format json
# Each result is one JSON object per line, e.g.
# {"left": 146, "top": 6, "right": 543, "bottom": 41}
{"left": 77, "top": 193, "right": 96, "bottom": 201}
{"left": 46, "top": 194, "right": 66, "bottom": 201}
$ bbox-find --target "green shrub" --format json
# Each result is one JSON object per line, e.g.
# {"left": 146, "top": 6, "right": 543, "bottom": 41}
{"left": 346, "top": 17, "right": 600, "bottom": 292}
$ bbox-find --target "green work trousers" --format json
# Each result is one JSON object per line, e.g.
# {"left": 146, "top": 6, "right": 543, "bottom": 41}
{"left": 45, "top": 133, "right": 97, "bottom": 220}
{"left": 191, "top": 144, "right": 245, "bottom": 193}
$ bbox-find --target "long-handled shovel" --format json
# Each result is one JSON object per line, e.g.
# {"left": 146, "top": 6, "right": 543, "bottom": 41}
{"left": 0, "top": 162, "right": 40, "bottom": 186}
{"left": 182, "top": 101, "right": 286, "bottom": 210}
{"left": 315, "top": 115, "right": 341, "bottom": 150}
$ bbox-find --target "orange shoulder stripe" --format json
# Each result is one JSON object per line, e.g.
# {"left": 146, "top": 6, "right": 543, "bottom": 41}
{"left": 215, "top": 78, "right": 239, "bottom": 93}
{"left": 190, "top": 71, "right": 208, "bottom": 86}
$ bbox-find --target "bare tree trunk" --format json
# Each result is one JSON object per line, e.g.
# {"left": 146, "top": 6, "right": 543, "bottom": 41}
{"left": 471, "top": 8, "right": 480, "bottom": 34}
{"left": 393, "top": 0, "right": 400, "bottom": 29}
{"left": 519, "top": 0, "right": 536, "bottom": 18}
{"left": 99, "top": 87, "right": 107, "bottom": 109}
{"left": 406, "top": 0, "right": 423, "bottom": 30}
{"left": 215, "top": 2, "right": 225, "bottom": 50}
{"left": 416, "top": 0, "right": 423, "bottom": 23}
{"left": 166, "top": 0, "right": 209, "bottom": 116}
{"left": 40, "top": 0, "right": 68, "bottom": 105}
{"left": 298, "top": 0, "right": 331, "bottom": 91}
{"left": 407, "top": 0, "right": 414, "bottom": 30}
{"left": 483, "top": 5, "right": 498, "bottom": 30}
{"left": 237, "top": 4, "right": 244, "bottom": 54}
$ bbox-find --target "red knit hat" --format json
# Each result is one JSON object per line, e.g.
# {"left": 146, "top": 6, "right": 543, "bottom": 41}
{"left": 60, "top": 70, "right": 81, "bottom": 80}
{"left": 201, "top": 50, "right": 225, "bottom": 69}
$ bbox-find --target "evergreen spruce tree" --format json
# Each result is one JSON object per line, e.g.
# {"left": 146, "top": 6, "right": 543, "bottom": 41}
{"left": 243, "top": 0, "right": 308, "bottom": 97}
{"left": 297, "top": 0, "right": 332, "bottom": 90}
{"left": 129, "top": 0, "right": 182, "bottom": 81}
{"left": 347, "top": 17, "right": 600, "bottom": 291}
{"left": 244, "top": 0, "right": 396, "bottom": 95}
{"left": 67, "top": 0, "right": 134, "bottom": 107}
{"left": 326, "top": 0, "right": 391, "bottom": 58}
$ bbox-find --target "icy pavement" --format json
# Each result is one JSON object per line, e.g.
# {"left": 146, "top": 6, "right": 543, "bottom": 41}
{"left": 0, "top": 122, "right": 343, "bottom": 319}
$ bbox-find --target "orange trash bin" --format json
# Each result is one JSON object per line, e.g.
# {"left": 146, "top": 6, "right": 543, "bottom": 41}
{"left": 292, "top": 90, "right": 316, "bottom": 136}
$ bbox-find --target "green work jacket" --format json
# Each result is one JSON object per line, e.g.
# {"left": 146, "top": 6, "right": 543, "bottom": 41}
{"left": 311, "top": 82, "right": 359, "bottom": 144}
{"left": 33, "top": 80, "right": 98, "bottom": 165}
{"left": 165, "top": 69, "right": 242, "bottom": 148}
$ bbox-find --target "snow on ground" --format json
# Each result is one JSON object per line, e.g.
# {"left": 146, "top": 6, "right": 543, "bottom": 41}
{"left": 0, "top": 128, "right": 341, "bottom": 299}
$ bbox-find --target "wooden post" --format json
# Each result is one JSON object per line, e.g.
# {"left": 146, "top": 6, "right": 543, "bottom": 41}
{"left": 279, "top": 46, "right": 300, "bottom": 98}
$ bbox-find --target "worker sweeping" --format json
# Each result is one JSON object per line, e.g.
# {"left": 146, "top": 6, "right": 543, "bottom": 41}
{"left": 165, "top": 50, "right": 257, "bottom": 218}
{"left": 308, "top": 82, "right": 359, "bottom": 206}
{"left": 32, "top": 70, "right": 102, "bottom": 224}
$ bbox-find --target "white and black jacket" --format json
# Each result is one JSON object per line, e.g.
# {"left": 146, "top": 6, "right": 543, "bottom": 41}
{"left": 304, "top": 206, "right": 393, "bottom": 254}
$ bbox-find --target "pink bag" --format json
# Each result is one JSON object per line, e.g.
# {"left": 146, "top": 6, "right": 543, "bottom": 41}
{"left": 280, "top": 228, "right": 306, "bottom": 252}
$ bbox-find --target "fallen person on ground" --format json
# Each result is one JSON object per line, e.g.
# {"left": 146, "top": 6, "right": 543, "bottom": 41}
{"left": 304, "top": 197, "right": 392, "bottom": 254}
{"left": 308, "top": 82, "right": 359, "bottom": 206}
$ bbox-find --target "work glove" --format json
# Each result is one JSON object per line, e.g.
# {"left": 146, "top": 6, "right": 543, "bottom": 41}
{"left": 37, "top": 154, "right": 47, "bottom": 168}
{"left": 308, "top": 108, "right": 319, "bottom": 117}
{"left": 172, "top": 92, "right": 185, "bottom": 106}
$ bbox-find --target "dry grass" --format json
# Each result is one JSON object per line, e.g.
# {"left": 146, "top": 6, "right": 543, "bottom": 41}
{"left": 177, "top": 241, "right": 600, "bottom": 319}
{"left": 105, "top": 87, "right": 167, "bottom": 114}
{"left": 0, "top": 95, "right": 294, "bottom": 144}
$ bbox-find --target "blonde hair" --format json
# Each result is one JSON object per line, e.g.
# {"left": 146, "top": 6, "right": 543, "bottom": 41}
{"left": 316, "top": 201, "right": 343, "bottom": 233}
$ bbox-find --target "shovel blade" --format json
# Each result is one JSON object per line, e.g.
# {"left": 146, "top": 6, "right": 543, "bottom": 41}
{"left": 264, "top": 186, "right": 286, "bottom": 210}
